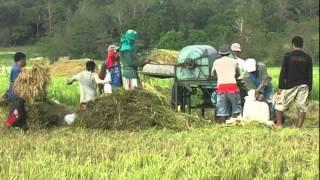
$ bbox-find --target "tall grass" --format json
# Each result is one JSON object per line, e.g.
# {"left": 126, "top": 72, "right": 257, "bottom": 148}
{"left": 0, "top": 66, "right": 319, "bottom": 179}
{"left": 48, "top": 77, "right": 80, "bottom": 106}
{"left": 0, "top": 125, "right": 318, "bottom": 179}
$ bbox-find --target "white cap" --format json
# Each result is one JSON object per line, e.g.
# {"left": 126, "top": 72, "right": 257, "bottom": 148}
{"left": 245, "top": 58, "right": 257, "bottom": 72}
{"left": 108, "top": 44, "right": 119, "bottom": 51}
{"left": 231, "top": 43, "right": 241, "bottom": 52}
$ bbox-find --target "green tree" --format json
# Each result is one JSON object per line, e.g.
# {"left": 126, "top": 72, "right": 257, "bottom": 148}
{"left": 157, "top": 31, "right": 184, "bottom": 50}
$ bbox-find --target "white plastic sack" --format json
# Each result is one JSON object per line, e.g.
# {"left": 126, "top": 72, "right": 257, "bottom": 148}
{"left": 243, "top": 100, "right": 270, "bottom": 121}
{"left": 104, "top": 70, "right": 112, "bottom": 94}
{"left": 64, "top": 113, "right": 77, "bottom": 125}
{"left": 104, "top": 84, "right": 112, "bottom": 94}
{"left": 242, "top": 89, "right": 270, "bottom": 121}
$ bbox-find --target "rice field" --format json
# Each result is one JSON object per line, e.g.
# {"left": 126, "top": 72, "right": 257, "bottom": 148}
{"left": 0, "top": 125, "right": 318, "bottom": 179}
{"left": 0, "top": 50, "right": 319, "bottom": 179}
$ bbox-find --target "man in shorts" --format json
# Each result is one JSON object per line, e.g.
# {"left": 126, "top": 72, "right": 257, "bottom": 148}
{"left": 274, "top": 36, "right": 313, "bottom": 128}
{"left": 212, "top": 47, "right": 242, "bottom": 123}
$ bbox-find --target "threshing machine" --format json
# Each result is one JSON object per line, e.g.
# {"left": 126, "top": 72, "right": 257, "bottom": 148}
{"left": 143, "top": 45, "right": 219, "bottom": 115}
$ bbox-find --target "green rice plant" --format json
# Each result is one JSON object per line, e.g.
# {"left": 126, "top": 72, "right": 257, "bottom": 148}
{"left": 48, "top": 77, "right": 80, "bottom": 106}
{"left": 268, "top": 67, "right": 319, "bottom": 100}
{"left": 0, "top": 76, "right": 7, "bottom": 96}
{"left": 0, "top": 125, "right": 318, "bottom": 179}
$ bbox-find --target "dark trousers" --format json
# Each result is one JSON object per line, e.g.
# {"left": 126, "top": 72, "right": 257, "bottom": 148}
{"left": 7, "top": 97, "right": 27, "bottom": 128}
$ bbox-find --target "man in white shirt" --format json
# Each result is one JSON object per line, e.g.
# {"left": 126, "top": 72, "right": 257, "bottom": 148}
{"left": 230, "top": 43, "right": 246, "bottom": 72}
{"left": 67, "top": 60, "right": 109, "bottom": 110}
{"left": 230, "top": 43, "right": 247, "bottom": 108}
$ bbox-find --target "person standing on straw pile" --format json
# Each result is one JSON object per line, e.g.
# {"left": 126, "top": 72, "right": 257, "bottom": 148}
{"left": 119, "top": 29, "right": 150, "bottom": 90}
{"left": 105, "top": 44, "right": 121, "bottom": 89}
{"left": 98, "top": 44, "right": 121, "bottom": 94}
{"left": 4, "top": 52, "right": 28, "bottom": 129}
{"left": 67, "top": 60, "right": 109, "bottom": 110}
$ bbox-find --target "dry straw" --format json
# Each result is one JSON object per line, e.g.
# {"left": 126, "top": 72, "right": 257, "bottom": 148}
{"left": 145, "top": 49, "right": 179, "bottom": 65}
{"left": 78, "top": 87, "right": 202, "bottom": 131}
{"left": 13, "top": 61, "right": 50, "bottom": 101}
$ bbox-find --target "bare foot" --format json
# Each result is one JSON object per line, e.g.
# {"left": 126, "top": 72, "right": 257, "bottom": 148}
{"left": 274, "top": 124, "right": 283, "bottom": 129}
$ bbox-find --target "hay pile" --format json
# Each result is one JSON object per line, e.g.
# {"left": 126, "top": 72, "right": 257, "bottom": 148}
{"left": 13, "top": 61, "right": 50, "bottom": 101}
{"left": 50, "top": 59, "right": 90, "bottom": 76}
{"left": 27, "top": 99, "right": 74, "bottom": 129}
{"left": 11, "top": 61, "right": 73, "bottom": 129}
{"left": 79, "top": 87, "right": 200, "bottom": 130}
{"left": 145, "top": 49, "right": 179, "bottom": 65}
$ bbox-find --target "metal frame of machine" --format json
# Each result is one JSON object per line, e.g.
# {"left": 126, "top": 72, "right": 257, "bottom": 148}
{"left": 172, "top": 45, "right": 219, "bottom": 116}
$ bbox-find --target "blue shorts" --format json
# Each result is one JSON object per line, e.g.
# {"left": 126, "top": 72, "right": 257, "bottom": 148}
{"left": 216, "top": 92, "right": 242, "bottom": 117}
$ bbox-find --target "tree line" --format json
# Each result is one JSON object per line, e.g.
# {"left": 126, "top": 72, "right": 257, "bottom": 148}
{"left": 0, "top": 0, "right": 319, "bottom": 65}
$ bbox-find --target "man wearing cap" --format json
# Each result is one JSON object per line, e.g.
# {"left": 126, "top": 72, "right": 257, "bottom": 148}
{"left": 99, "top": 44, "right": 121, "bottom": 94}
{"left": 106, "top": 44, "right": 121, "bottom": 88}
{"left": 242, "top": 58, "right": 274, "bottom": 118}
{"left": 230, "top": 43, "right": 246, "bottom": 72}
{"left": 230, "top": 43, "right": 247, "bottom": 108}
{"left": 119, "top": 30, "right": 150, "bottom": 90}
{"left": 212, "top": 47, "right": 242, "bottom": 123}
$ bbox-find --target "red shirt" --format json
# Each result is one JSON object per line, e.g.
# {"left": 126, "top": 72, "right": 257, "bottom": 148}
{"left": 105, "top": 50, "right": 119, "bottom": 69}
{"left": 216, "top": 84, "right": 239, "bottom": 94}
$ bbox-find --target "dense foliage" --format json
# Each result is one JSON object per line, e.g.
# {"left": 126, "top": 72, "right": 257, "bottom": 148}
{"left": 0, "top": 0, "right": 319, "bottom": 65}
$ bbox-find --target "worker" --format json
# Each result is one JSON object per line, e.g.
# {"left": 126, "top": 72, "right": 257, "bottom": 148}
{"left": 274, "top": 36, "right": 313, "bottom": 129}
{"left": 98, "top": 44, "right": 121, "bottom": 94}
{"left": 230, "top": 43, "right": 247, "bottom": 108}
{"left": 118, "top": 29, "right": 150, "bottom": 90}
{"left": 67, "top": 60, "right": 109, "bottom": 110}
{"left": 242, "top": 58, "right": 274, "bottom": 119}
{"left": 98, "top": 62, "right": 107, "bottom": 94}
{"left": 230, "top": 43, "right": 246, "bottom": 72}
{"left": 212, "top": 47, "right": 242, "bottom": 123}
{"left": 105, "top": 44, "right": 121, "bottom": 88}
{"left": 4, "top": 52, "right": 28, "bottom": 130}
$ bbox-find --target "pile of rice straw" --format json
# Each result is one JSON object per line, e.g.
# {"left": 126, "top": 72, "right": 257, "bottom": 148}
{"left": 78, "top": 85, "right": 202, "bottom": 131}
{"left": 145, "top": 49, "right": 179, "bottom": 65}
{"left": 49, "top": 59, "right": 87, "bottom": 76}
{"left": 13, "top": 61, "right": 50, "bottom": 101}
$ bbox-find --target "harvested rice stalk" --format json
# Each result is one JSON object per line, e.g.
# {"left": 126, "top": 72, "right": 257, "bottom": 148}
{"left": 145, "top": 49, "right": 179, "bottom": 65}
{"left": 13, "top": 61, "right": 50, "bottom": 102}
{"left": 78, "top": 88, "right": 202, "bottom": 130}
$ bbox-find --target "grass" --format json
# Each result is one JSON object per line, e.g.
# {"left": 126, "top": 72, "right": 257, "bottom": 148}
{"left": 0, "top": 72, "right": 319, "bottom": 179}
{"left": 268, "top": 67, "right": 319, "bottom": 100}
{"left": 0, "top": 45, "right": 42, "bottom": 67}
{"left": 48, "top": 77, "right": 80, "bottom": 106}
{"left": 0, "top": 125, "right": 319, "bottom": 179}
{"left": 0, "top": 48, "right": 319, "bottom": 179}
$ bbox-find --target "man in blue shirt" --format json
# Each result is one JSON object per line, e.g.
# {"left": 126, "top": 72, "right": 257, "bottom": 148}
{"left": 4, "top": 52, "right": 27, "bottom": 129}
